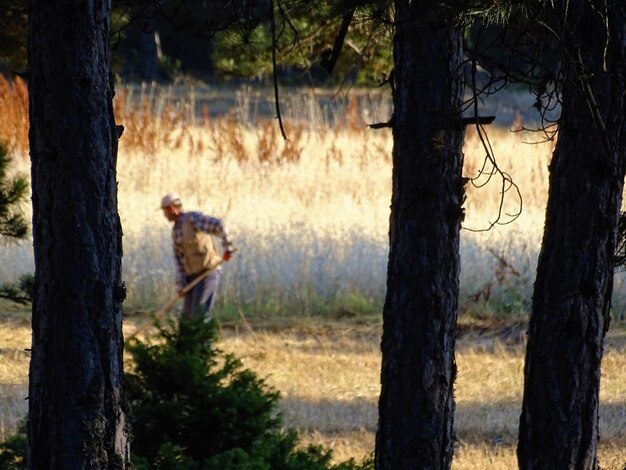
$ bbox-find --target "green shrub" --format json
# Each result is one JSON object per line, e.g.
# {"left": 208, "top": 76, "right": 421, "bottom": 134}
{"left": 0, "top": 273, "right": 33, "bottom": 305}
{"left": 0, "top": 420, "right": 26, "bottom": 470}
{"left": 0, "top": 141, "right": 28, "bottom": 241}
{"left": 0, "top": 318, "right": 373, "bottom": 469}
{"left": 126, "top": 317, "right": 373, "bottom": 469}
{"left": 0, "top": 141, "right": 31, "bottom": 306}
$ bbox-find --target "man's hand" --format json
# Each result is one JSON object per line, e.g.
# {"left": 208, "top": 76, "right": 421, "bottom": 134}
{"left": 222, "top": 250, "right": 233, "bottom": 262}
{"left": 177, "top": 288, "right": 186, "bottom": 298}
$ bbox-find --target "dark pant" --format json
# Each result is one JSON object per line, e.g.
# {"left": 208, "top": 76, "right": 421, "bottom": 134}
{"left": 182, "top": 270, "right": 221, "bottom": 320}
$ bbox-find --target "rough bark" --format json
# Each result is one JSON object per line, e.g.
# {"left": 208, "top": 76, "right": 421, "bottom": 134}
{"left": 518, "top": 2, "right": 626, "bottom": 469}
{"left": 375, "top": 3, "right": 465, "bottom": 469}
{"left": 27, "top": 1, "right": 128, "bottom": 468}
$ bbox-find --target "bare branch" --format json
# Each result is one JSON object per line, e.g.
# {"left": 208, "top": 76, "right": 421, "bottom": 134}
{"left": 269, "top": 0, "right": 288, "bottom": 140}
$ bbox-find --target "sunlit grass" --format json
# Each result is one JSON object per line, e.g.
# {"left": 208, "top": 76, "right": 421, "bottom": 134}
{"left": 216, "top": 323, "right": 626, "bottom": 469}
{"left": 0, "top": 81, "right": 564, "bottom": 321}
{"left": 1, "top": 317, "right": 624, "bottom": 468}
{"left": 2, "top": 111, "right": 566, "bottom": 318}
{"left": 5, "top": 81, "right": 615, "bottom": 322}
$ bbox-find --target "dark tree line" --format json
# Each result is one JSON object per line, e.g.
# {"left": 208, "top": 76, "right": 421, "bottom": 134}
{"left": 0, "top": 0, "right": 393, "bottom": 85}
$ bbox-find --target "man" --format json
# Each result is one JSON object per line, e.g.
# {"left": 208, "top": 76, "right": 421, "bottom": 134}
{"left": 160, "top": 193, "right": 234, "bottom": 319}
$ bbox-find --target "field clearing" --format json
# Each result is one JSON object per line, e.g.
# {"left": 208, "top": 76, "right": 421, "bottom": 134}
{"left": 215, "top": 322, "right": 626, "bottom": 469}
{"left": 1, "top": 83, "right": 626, "bottom": 467}
{"left": 1, "top": 311, "right": 625, "bottom": 469}
{"left": 6, "top": 97, "right": 626, "bottom": 317}
{"left": 3, "top": 82, "right": 626, "bottom": 317}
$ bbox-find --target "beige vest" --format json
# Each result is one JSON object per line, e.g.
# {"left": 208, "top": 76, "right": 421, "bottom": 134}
{"left": 177, "top": 215, "right": 221, "bottom": 276}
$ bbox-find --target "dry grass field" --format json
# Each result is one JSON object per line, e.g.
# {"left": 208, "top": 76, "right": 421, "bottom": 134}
{"left": 1, "top": 310, "right": 625, "bottom": 469}
{"left": 0, "top": 79, "right": 625, "bottom": 468}
{"left": 216, "top": 322, "right": 626, "bottom": 470}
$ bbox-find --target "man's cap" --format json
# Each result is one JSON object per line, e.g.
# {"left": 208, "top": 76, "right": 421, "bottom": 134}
{"left": 160, "top": 193, "right": 182, "bottom": 209}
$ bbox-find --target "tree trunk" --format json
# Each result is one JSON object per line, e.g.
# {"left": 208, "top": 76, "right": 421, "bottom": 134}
{"left": 375, "top": 3, "right": 465, "bottom": 469}
{"left": 27, "top": 1, "right": 128, "bottom": 468}
{"left": 119, "top": 14, "right": 160, "bottom": 81}
{"left": 518, "top": 2, "right": 626, "bottom": 469}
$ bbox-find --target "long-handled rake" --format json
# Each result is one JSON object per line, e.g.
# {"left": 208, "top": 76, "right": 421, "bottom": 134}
{"left": 128, "top": 250, "right": 235, "bottom": 340}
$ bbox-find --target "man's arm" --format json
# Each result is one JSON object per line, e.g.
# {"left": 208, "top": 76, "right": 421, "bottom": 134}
{"left": 188, "top": 211, "right": 234, "bottom": 254}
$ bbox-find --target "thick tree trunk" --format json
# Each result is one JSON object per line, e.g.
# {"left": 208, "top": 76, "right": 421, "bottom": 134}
{"left": 518, "top": 2, "right": 626, "bottom": 469}
{"left": 27, "top": 1, "right": 128, "bottom": 468}
{"left": 375, "top": 3, "right": 465, "bottom": 470}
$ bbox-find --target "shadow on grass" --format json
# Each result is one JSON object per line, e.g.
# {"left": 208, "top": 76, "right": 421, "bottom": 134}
{"left": 277, "top": 395, "right": 626, "bottom": 446}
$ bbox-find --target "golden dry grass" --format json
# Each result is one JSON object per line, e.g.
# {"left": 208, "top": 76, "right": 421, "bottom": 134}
{"left": 110, "top": 123, "right": 555, "bottom": 313}
{"left": 213, "top": 322, "right": 626, "bottom": 469}
{"left": 0, "top": 76, "right": 28, "bottom": 155}
{"left": 0, "top": 311, "right": 29, "bottom": 442}
{"left": 1, "top": 82, "right": 564, "bottom": 315}
{"left": 1, "top": 311, "right": 625, "bottom": 468}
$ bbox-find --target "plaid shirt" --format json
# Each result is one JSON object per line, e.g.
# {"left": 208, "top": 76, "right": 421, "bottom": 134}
{"left": 172, "top": 211, "right": 233, "bottom": 289}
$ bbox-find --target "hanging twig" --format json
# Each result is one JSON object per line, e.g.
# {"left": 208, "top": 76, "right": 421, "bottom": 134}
{"left": 463, "top": 49, "right": 522, "bottom": 232}
{"left": 321, "top": 7, "right": 355, "bottom": 74}
{"left": 269, "top": 0, "right": 288, "bottom": 140}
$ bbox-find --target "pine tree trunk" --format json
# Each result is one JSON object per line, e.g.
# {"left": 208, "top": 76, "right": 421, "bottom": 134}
{"left": 27, "top": 1, "right": 128, "bottom": 468}
{"left": 375, "top": 3, "right": 465, "bottom": 469}
{"left": 518, "top": 2, "right": 626, "bottom": 468}
{"left": 120, "top": 16, "right": 160, "bottom": 81}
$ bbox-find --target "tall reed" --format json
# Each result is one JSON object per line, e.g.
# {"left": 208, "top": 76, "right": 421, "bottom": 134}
{"left": 2, "top": 81, "right": 625, "bottom": 318}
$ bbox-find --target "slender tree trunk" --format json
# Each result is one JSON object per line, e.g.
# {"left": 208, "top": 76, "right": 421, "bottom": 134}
{"left": 518, "top": 2, "right": 626, "bottom": 469}
{"left": 375, "top": 3, "right": 465, "bottom": 469}
{"left": 120, "top": 15, "right": 160, "bottom": 81}
{"left": 27, "top": 1, "right": 128, "bottom": 468}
